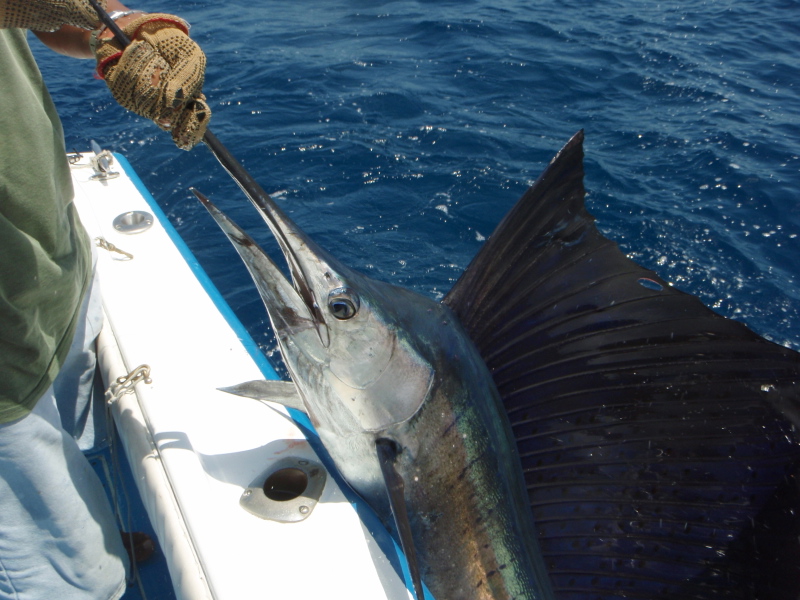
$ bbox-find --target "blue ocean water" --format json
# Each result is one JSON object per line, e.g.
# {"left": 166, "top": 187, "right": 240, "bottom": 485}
{"left": 33, "top": 0, "right": 800, "bottom": 366}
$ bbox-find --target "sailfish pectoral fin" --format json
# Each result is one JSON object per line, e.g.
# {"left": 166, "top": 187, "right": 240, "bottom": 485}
{"left": 376, "top": 438, "right": 425, "bottom": 600}
{"left": 218, "top": 379, "right": 307, "bottom": 413}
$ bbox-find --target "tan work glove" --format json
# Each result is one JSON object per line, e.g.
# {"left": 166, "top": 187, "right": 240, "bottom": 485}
{"left": 94, "top": 13, "right": 211, "bottom": 150}
{"left": 0, "top": 0, "right": 105, "bottom": 31}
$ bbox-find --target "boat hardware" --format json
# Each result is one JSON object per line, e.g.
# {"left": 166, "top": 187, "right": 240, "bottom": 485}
{"left": 113, "top": 211, "right": 154, "bottom": 234}
{"left": 89, "top": 140, "right": 119, "bottom": 181}
{"left": 105, "top": 364, "right": 152, "bottom": 405}
{"left": 240, "top": 452, "right": 327, "bottom": 523}
{"left": 95, "top": 236, "right": 134, "bottom": 260}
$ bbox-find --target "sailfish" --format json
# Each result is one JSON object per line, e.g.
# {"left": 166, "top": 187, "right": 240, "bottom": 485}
{"left": 193, "top": 131, "right": 800, "bottom": 600}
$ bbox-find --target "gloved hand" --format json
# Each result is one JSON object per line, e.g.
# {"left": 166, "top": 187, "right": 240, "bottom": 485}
{"left": 94, "top": 13, "right": 211, "bottom": 150}
{"left": 0, "top": 0, "right": 105, "bottom": 31}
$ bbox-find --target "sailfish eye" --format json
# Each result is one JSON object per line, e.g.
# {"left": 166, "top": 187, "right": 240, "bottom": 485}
{"left": 328, "top": 287, "right": 360, "bottom": 320}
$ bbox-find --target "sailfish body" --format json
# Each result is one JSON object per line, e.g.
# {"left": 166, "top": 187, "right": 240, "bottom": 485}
{"left": 194, "top": 169, "right": 553, "bottom": 599}
{"left": 196, "top": 131, "right": 800, "bottom": 600}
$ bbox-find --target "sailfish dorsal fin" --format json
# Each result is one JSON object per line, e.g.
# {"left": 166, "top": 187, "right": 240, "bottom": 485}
{"left": 444, "top": 131, "right": 800, "bottom": 598}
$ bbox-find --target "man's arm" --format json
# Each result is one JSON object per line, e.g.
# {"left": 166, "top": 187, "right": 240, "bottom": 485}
{"left": 32, "top": 0, "right": 134, "bottom": 59}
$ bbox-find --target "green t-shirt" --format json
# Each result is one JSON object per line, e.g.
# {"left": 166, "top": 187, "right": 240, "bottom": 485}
{"left": 0, "top": 28, "right": 91, "bottom": 423}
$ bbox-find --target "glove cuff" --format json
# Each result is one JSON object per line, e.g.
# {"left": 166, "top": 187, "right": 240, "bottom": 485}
{"left": 0, "top": 0, "right": 107, "bottom": 32}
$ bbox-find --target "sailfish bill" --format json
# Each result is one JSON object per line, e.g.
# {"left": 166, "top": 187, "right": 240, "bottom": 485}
{"left": 198, "top": 131, "right": 800, "bottom": 600}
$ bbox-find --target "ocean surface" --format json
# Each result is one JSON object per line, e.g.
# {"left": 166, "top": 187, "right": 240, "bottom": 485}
{"left": 33, "top": 0, "right": 800, "bottom": 370}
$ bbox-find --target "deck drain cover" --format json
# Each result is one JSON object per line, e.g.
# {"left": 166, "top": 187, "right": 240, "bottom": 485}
{"left": 113, "top": 211, "right": 153, "bottom": 234}
{"left": 240, "top": 455, "right": 327, "bottom": 522}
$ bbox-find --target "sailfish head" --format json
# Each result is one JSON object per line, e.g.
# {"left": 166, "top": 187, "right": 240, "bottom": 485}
{"left": 190, "top": 187, "right": 437, "bottom": 439}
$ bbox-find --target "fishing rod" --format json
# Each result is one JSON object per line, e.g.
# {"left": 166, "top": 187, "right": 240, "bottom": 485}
{"left": 86, "top": 0, "right": 275, "bottom": 210}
